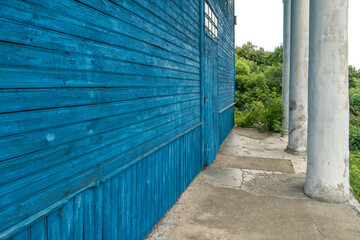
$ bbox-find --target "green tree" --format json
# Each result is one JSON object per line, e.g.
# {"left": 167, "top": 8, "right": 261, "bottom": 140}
{"left": 350, "top": 87, "right": 360, "bottom": 114}
{"left": 234, "top": 43, "right": 283, "bottom": 132}
{"left": 264, "top": 45, "right": 283, "bottom": 66}
{"left": 263, "top": 64, "right": 283, "bottom": 95}
{"left": 349, "top": 65, "right": 360, "bottom": 88}
{"left": 235, "top": 42, "right": 266, "bottom": 65}
{"left": 235, "top": 44, "right": 360, "bottom": 201}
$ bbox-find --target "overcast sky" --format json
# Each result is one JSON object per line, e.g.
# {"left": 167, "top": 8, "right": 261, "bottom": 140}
{"left": 235, "top": 0, "right": 360, "bottom": 68}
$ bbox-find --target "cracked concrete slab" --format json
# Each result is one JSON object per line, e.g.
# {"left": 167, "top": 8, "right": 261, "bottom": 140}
{"left": 203, "top": 167, "right": 243, "bottom": 189}
{"left": 221, "top": 128, "right": 306, "bottom": 174}
{"left": 213, "top": 154, "right": 295, "bottom": 173}
{"left": 147, "top": 128, "right": 360, "bottom": 240}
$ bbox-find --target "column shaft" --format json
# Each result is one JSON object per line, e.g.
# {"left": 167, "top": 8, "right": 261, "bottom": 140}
{"left": 282, "top": 0, "right": 291, "bottom": 134}
{"left": 305, "top": 0, "right": 349, "bottom": 203}
{"left": 287, "top": 0, "right": 309, "bottom": 153}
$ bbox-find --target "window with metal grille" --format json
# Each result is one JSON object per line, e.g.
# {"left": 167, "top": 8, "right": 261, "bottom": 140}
{"left": 205, "top": 2, "right": 218, "bottom": 40}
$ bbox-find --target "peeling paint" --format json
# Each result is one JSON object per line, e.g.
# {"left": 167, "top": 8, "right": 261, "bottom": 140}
{"left": 45, "top": 133, "right": 56, "bottom": 142}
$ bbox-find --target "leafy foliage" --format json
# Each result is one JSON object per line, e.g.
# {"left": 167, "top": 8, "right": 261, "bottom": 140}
{"left": 349, "top": 66, "right": 360, "bottom": 201}
{"left": 234, "top": 43, "right": 360, "bottom": 201}
{"left": 350, "top": 87, "right": 360, "bottom": 114}
{"left": 349, "top": 65, "right": 360, "bottom": 88}
{"left": 263, "top": 64, "right": 283, "bottom": 95}
{"left": 350, "top": 117, "right": 360, "bottom": 152}
{"left": 264, "top": 45, "right": 283, "bottom": 66}
{"left": 234, "top": 42, "right": 283, "bottom": 133}
{"left": 350, "top": 153, "right": 360, "bottom": 202}
{"left": 349, "top": 65, "right": 360, "bottom": 153}
{"left": 235, "top": 42, "right": 266, "bottom": 65}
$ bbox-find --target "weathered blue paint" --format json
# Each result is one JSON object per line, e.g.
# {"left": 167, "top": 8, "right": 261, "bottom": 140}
{"left": 203, "top": 0, "right": 235, "bottom": 165}
{"left": 9, "top": 127, "right": 201, "bottom": 240}
{"left": 204, "top": 34, "right": 220, "bottom": 165}
{"left": 200, "top": 0, "right": 206, "bottom": 170}
{"left": 219, "top": 105, "right": 235, "bottom": 146}
{"left": 0, "top": 0, "right": 234, "bottom": 239}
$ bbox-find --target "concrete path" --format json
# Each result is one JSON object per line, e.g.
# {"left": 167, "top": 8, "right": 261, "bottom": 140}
{"left": 147, "top": 128, "right": 360, "bottom": 240}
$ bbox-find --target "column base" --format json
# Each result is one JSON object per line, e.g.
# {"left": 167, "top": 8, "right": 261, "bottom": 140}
{"left": 304, "top": 182, "right": 349, "bottom": 204}
{"left": 285, "top": 145, "right": 306, "bottom": 156}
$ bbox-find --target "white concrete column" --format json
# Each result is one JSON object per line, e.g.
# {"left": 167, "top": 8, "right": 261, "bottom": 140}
{"left": 282, "top": 0, "right": 291, "bottom": 134}
{"left": 304, "top": 0, "right": 349, "bottom": 203}
{"left": 286, "top": 0, "right": 309, "bottom": 153}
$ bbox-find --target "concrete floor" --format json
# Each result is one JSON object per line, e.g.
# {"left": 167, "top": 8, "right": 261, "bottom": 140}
{"left": 147, "top": 128, "right": 360, "bottom": 240}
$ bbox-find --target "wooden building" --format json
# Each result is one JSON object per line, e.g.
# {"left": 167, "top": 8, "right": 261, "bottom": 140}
{"left": 0, "top": 0, "right": 235, "bottom": 239}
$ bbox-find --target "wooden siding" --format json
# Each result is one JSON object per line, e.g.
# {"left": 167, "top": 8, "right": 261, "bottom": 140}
{"left": 203, "top": 0, "right": 235, "bottom": 166}
{"left": 203, "top": 34, "right": 219, "bottom": 165}
{"left": 211, "top": 0, "right": 236, "bottom": 111}
{"left": 0, "top": 0, "right": 235, "bottom": 239}
{"left": 215, "top": 0, "right": 235, "bottom": 147}
{"left": 10, "top": 127, "right": 201, "bottom": 240}
{"left": 219, "top": 105, "right": 235, "bottom": 146}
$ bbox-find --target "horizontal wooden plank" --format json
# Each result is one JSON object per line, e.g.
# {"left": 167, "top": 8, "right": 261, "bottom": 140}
{"left": 23, "top": 0, "right": 200, "bottom": 59}
{"left": 170, "top": 0, "right": 200, "bottom": 24}
{"left": 0, "top": 67, "right": 200, "bottom": 89}
{"left": 76, "top": 0, "right": 200, "bottom": 48}
{"left": 0, "top": 93, "right": 199, "bottom": 137}
{"left": 0, "top": 103, "right": 199, "bottom": 179}
{"left": 0, "top": 1, "right": 200, "bottom": 67}
{"left": 0, "top": 112, "right": 200, "bottom": 208}
{"left": 113, "top": 0, "right": 200, "bottom": 42}
{"left": 0, "top": 42, "right": 199, "bottom": 80}
{"left": 0, "top": 118, "right": 200, "bottom": 232}
{"left": 0, "top": 20, "right": 199, "bottom": 74}
{"left": 4, "top": 125, "right": 201, "bottom": 239}
{"left": 132, "top": 0, "right": 199, "bottom": 34}
{"left": 0, "top": 87, "right": 199, "bottom": 113}
{"left": 213, "top": 0, "right": 235, "bottom": 112}
{"left": 219, "top": 102, "right": 235, "bottom": 113}
{"left": 0, "top": 0, "right": 237, "bottom": 239}
{"left": 218, "top": 97, "right": 235, "bottom": 106}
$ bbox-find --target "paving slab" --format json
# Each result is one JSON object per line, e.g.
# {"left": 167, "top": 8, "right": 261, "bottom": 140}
{"left": 220, "top": 128, "right": 306, "bottom": 174}
{"left": 147, "top": 128, "right": 360, "bottom": 240}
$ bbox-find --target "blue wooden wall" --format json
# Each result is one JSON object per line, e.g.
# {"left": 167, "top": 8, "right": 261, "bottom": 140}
{"left": 215, "top": 0, "right": 235, "bottom": 150}
{"left": 218, "top": 0, "right": 236, "bottom": 148}
{"left": 211, "top": 0, "right": 235, "bottom": 112}
{"left": 219, "top": 106, "right": 235, "bottom": 146}
{"left": 10, "top": 127, "right": 201, "bottom": 240}
{"left": 203, "top": 0, "right": 235, "bottom": 165}
{"left": 0, "top": 0, "right": 234, "bottom": 239}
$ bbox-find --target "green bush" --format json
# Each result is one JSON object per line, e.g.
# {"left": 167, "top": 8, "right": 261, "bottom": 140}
{"left": 350, "top": 88, "right": 360, "bottom": 114}
{"left": 235, "top": 91, "right": 282, "bottom": 133}
{"left": 264, "top": 92, "right": 283, "bottom": 132}
{"left": 350, "top": 154, "right": 360, "bottom": 202}
{"left": 349, "top": 65, "right": 360, "bottom": 88}
{"left": 350, "top": 115, "right": 360, "bottom": 152}
{"left": 235, "top": 101, "right": 266, "bottom": 128}
{"left": 235, "top": 42, "right": 360, "bottom": 202}
{"left": 234, "top": 43, "right": 283, "bottom": 133}
{"left": 350, "top": 122, "right": 360, "bottom": 152}
{"left": 263, "top": 64, "right": 283, "bottom": 95}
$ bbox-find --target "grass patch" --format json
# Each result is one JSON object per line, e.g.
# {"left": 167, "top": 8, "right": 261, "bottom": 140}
{"left": 350, "top": 153, "right": 360, "bottom": 202}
